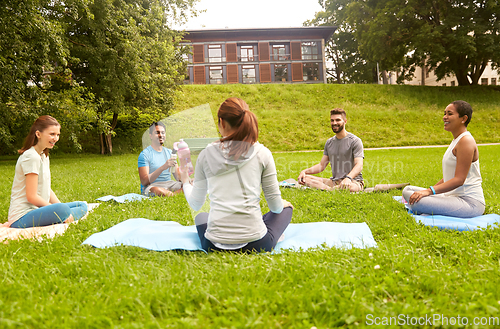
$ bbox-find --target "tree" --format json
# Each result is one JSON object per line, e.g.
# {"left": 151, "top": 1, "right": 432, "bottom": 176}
{"left": 62, "top": 0, "right": 195, "bottom": 154}
{"left": 320, "top": 0, "right": 500, "bottom": 85}
{"left": 306, "top": 2, "right": 377, "bottom": 83}
{"left": 0, "top": 0, "right": 68, "bottom": 152}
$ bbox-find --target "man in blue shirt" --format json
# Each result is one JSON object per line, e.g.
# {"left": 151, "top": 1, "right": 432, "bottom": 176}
{"left": 138, "top": 122, "right": 182, "bottom": 196}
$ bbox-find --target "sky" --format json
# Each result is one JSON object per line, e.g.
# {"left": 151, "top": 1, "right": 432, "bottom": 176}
{"left": 173, "top": 0, "right": 324, "bottom": 30}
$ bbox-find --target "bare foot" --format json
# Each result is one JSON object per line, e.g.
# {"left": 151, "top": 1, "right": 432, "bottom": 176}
{"left": 150, "top": 186, "right": 177, "bottom": 197}
{"left": 63, "top": 215, "right": 75, "bottom": 224}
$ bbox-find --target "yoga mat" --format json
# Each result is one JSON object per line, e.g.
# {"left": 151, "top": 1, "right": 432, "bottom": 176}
{"left": 96, "top": 193, "right": 149, "bottom": 203}
{"left": 82, "top": 218, "right": 377, "bottom": 253}
{"left": 393, "top": 196, "right": 500, "bottom": 231}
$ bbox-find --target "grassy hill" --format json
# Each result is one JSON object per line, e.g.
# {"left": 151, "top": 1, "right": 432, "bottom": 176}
{"left": 172, "top": 84, "right": 500, "bottom": 151}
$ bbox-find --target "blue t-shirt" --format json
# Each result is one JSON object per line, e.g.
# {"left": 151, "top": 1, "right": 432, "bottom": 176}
{"left": 138, "top": 146, "right": 173, "bottom": 193}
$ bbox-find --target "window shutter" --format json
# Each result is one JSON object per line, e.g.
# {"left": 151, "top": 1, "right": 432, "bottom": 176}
{"left": 258, "top": 42, "right": 270, "bottom": 61}
{"left": 291, "top": 42, "right": 302, "bottom": 61}
{"left": 226, "top": 43, "right": 237, "bottom": 62}
{"left": 194, "top": 66, "right": 205, "bottom": 84}
{"left": 259, "top": 64, "right": 271, "bottom": 83}
{"left": 193, "top": 44, "right": 204, "bottom": 63}
{"left": 227, "top": 65, "right": 238, "bottom": 83}
{"left": 292, "top": 63, "right": 302, "bottom": 81}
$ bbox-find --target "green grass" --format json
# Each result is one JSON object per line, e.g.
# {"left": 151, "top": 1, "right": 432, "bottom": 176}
{"left": 174, "top": 84, "right": 500, "bottom": 151}
{"left": 1, "top": 145, "right": 500, "bottom": 328}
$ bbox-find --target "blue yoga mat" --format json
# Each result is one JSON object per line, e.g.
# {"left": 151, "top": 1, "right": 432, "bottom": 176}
{"left": 82, "top": 218, "right": 377, "bottom": 253}
{"left": 393, "top": 196, "right": 500, "bottom": 231}
{"left": 96, "top": 193, "right": 149, "bottom": 203}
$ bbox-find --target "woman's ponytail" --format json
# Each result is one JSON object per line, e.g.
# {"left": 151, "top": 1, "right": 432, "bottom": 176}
{"left": 218, "top": 98, "right": 258, "bottom": 159}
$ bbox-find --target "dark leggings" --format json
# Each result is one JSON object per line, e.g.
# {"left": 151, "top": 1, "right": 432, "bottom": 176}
{"left": 195, "top": 208, "right": 293, "bottom": 253}
{"left": 11, "top": 202, "right": 88, "bottom": 228}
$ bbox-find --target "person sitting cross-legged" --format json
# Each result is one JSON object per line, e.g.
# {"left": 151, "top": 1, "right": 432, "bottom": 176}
{"left": 180, "top": 98, "right": 294, "bottom": 253}
{"left": 298, "top": 108, "right": 364, "bottom": 192}
{"left": 6, "top": 115, "right": 88, "bottom": 228}
{"left": 402, "top": 100, "right": 485, "bottom": 218}
{"left": 138, "top": 122, "right": 182, "bottom": 197}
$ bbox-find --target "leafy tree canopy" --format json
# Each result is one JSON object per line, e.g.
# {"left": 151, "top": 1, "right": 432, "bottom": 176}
{"left": 306, "top": 1, "right": 378, "bottom": 83}
{"left": 0, "top": 0, "right": 198, "bottom": 155}
{"left": 312, "top": 0, "right": 500, "bottom": 85}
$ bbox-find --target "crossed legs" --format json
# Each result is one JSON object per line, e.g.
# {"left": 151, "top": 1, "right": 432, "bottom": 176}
{"left": 10, "top": 201, "right": 88, "bottom": 228}
{"left": 302, "top": 175, "right": 364, "bottom": 192}
{"left": 149, "top": 186, "right": 182, "bottom": 197}
{"left": 402, "top": 186, "right": 485, "bottom": 218}
{"left": 195, "top": 208, "right": 293, "bottom": 253}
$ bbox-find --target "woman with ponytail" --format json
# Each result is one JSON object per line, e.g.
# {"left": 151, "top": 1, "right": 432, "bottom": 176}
{"left": 180, "top": 98, "right": 293, "bottom": 253}
{"left": 4, "top": 116, "right": 88, "bottom": 228}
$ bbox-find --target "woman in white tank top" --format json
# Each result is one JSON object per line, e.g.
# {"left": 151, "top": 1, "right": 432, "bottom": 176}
{"left": 402, "top": 100, "right": 485, "bottom": 218}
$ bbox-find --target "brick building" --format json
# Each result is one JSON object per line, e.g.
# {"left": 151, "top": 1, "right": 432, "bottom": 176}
{"left": 181, "top": 27, "right": 336, "bottom": 85}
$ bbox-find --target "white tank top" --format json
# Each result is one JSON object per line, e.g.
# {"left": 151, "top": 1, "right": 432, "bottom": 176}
{"left": 442, "top": 131, "right": 485, "bottom": 204}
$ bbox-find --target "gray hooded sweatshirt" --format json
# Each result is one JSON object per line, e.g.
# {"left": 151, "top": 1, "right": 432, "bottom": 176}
{"left": 183, "top": 141, "right": 283, "bottom": 244}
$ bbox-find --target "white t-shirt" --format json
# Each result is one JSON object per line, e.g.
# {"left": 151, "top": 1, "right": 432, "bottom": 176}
{"left": 8, "top": 147, "right": 51, "bottom": 224}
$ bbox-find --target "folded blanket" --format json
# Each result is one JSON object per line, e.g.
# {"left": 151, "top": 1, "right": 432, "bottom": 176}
{"left": 96, "top": 193, "right": 149, "bottom": 203}
{"left": 82, "top": 218, "right": 377, "bottom": 253}
{"left": 393, "top": 196, "right": 500, "bottom": 231}
{"left": 0, "top": 223, "right": 70, "bottom": 243}
{"left": 0, "top": 203, "right": 100, "bottom": 243}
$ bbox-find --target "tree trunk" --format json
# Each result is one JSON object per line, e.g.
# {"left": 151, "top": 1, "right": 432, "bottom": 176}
{"left": 421, "top": 65, "right": 426, "bottom": 86}
{"left": 372, "top": 67, "right": 378, "bottom": 83}
{"left": 381, "top": 70, "right": 388, "bottom": 84}
{"left": 99, "top": 112, "right": 119, "bottom": 155}
{"left": 455, "top": 71, "right": 471, "bottom": 86}
{"left": 468, "top": 60, "right": 488, "bottom": 85}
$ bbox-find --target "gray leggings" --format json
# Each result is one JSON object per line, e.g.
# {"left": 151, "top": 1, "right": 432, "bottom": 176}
{"left": 402, "top": 186, "right": 485, "bottom": 218}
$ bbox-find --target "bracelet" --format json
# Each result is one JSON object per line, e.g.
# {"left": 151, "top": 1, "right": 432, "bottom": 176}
{"left": 346, "top": 175, "right": 353, "bottom": 181}
{"left": 429, "top": 186, "right": 436, "bottom": 195}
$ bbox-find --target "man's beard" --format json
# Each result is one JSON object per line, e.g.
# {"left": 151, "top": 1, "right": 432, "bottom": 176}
{"left": 331, "top": 124, "right": 344, "bottom": 133}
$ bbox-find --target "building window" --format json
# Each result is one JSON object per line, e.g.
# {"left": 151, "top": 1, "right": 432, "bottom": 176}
{"left": 182, "top": 53, "right": 190, "bottom": 83}
{"left": 242, "top": 65, "right": 256, "bottom": 84}
{"left": 240, "top": 45, "right": 254, "bottom": 62}
{"left": 208, "top": 44, "right": 222, "bottom": 63}
{"left": 451, "top": 81, "right": 455, "bottom": 86}
{"left": 481, "top": 78, "right": 488, "bottom": 85}
{"left": 491, "top": 78, "right": 497, "bottom": 85}
{"left": 274, "top": 64, "right": 288, "bottom": 82}
{"left": 301, "top": 42, "right": 319, "bottom": 60}
{"left": 192, "top": 44, "right": 204, "bottom": 63}
{"left": 209, "top": 66, "right": 223, "bottom": 84}
{"left": 442, "top": 83, "right": 446, "bottom": 86}
{"left": 272, "top": 44, "right": 287, "bottom": 61}
{"left": 303, "top": 63, "right": 319, "bottom": 81}
{"left": 183, "top": 67, "right": 190, "bottom": 83}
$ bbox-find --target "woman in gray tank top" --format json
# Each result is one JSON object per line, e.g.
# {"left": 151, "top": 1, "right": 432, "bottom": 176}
{"left": 402, "top": 100, "right": 485, "bottom": 218}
